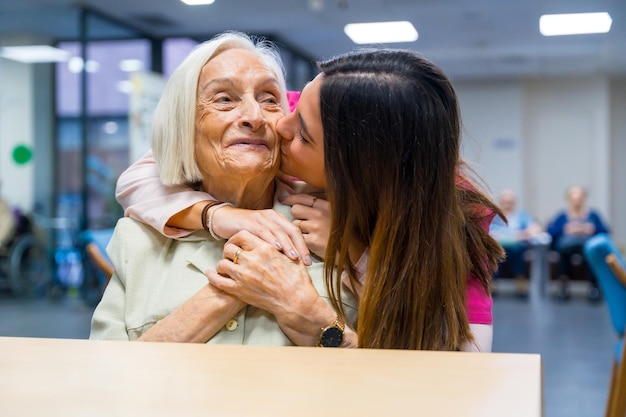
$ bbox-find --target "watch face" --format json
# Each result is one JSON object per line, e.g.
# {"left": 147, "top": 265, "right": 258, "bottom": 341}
{"left": 320, "top": 326, "right": 343, "bottom": 347}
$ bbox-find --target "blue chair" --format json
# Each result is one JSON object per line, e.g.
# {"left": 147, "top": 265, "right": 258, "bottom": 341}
{"left": 83, "top": 229, "right": 114, "bottom": 284}
{"left": 584, "top": 233, "right": 626, "bottom": 417}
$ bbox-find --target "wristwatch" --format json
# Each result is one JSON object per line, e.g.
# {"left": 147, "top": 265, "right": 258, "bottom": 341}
{"left": 316, "top": 316, "right": 345, "bottom": 347}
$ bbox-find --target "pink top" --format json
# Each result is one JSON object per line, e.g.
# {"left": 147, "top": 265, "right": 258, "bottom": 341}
{"left": 461, "top": 179, "right": 496, "bottom": 325}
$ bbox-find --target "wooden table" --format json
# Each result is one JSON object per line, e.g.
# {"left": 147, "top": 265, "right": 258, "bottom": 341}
{"left": 0, "top": 337, "right": 542, "bottom": 416}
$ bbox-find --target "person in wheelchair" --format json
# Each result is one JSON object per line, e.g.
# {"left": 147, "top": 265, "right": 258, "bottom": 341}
{"left": 0, "top": 188, "right": 16, "bottom": 254}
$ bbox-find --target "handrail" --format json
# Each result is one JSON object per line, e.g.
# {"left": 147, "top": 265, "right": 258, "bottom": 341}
{"left": 606, "top": 253, "right": 626, "bottom": 287}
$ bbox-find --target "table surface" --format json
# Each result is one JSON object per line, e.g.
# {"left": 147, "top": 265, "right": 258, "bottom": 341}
{"left": 0, "top": 337, "right": 542, "bottom": 417}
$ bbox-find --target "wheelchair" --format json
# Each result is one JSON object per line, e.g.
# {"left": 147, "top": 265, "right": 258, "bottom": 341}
{"left": 0, "top": 212, "right": 53, "bottom": 297}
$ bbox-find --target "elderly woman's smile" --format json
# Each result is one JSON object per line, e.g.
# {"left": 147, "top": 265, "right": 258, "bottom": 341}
{"left": 228, "top": 136, "right": 272, "bottom": 149}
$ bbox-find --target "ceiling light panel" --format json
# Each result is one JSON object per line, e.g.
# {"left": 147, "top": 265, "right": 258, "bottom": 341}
{"left": 0, "top": 45, "right": 70, "bottom": 63}
{"left": 344, "top": 21, "right": 418, "bottom": 44}
{"left": 540, "top": 12, "right": 612, "bottom": 36}
{"left": 180, "top": 0, "right": 215, "bottom": 5}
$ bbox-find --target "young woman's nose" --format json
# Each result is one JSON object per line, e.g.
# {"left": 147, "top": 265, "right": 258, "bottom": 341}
{"left": 277, "top": 111, "right": 296, "bottom": 142}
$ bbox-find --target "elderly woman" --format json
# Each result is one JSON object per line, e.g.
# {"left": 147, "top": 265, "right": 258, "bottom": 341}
{"left": 89, "top": 32, "right": 358, "bottom": 345}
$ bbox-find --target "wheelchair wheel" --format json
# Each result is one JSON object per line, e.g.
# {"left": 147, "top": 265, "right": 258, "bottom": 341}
{"left": 8, "top": 234, "right": 52, "bottom": 297}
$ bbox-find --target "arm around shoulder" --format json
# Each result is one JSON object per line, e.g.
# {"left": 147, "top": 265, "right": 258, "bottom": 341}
{"left": 116, "top": 149, "right": 214, "bottom": 237}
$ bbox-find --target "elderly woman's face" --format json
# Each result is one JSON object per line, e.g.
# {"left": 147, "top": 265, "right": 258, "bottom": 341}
{"left": 194, "top": 48, "right": 284, "bottom": 183}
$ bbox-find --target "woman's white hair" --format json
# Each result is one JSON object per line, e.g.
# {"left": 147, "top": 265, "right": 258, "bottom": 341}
{"left": 152, "top": 31, "right": 288, "bottom": 186}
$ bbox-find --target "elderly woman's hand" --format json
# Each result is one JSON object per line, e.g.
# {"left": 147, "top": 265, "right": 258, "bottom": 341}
{"left": 280, "top": 193, "right": 330, "bottom": 259}
{"left": 211, "top": 206, "right": 312, "bottom": 265}
{"left": 206, "top": 230, "right": 338, "bottom": 347}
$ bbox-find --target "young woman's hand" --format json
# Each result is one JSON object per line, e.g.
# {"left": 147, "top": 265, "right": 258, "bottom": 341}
{"left": 280, "top": 193, "right": 331, "bottom": 259}
{"left": 211, "top": 206, "right": 312, "bottom": 265}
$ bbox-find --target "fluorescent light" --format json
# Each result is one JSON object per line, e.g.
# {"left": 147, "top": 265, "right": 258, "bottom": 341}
{"left": 540, "top": 12, "right": 612, "bottom": 36}
{"left": 180, "top": 0, "right": 215, "bottom": 5}
{"left": 119, "top": 59, "right": 144, "bottom": 72}
{"left": 67, "top": 57, "right": 100, "bottom": 73}
{"left": 344, "top": 21, "right": 418, "bottom": 44}
{"left": 68, "top": 57, "right": 84, "bottom": 73}
{"left": 0, "top": 45, "right": 70, "bottom": 63}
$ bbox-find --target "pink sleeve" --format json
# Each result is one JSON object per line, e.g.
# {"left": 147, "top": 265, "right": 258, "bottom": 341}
{"left": 115, "top": 150, "right": 214, "bottom": 238}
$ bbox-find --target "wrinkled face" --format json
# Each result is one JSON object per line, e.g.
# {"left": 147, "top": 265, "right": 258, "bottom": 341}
{"left": 194, "top": 48, "right": 284, "bottom": 184}
{"left": 277, "top": 74, "right": 326, "bottom": 189}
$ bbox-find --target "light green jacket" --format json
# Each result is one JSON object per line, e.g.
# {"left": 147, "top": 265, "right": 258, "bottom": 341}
{"left": 90, "top": 200, "right": 358, "bottom": 345}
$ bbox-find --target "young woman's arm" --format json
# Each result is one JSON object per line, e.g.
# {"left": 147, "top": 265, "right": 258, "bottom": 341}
{"left": 116, "top": 150, "right": 212, "bottom": 238}
{"left": 116, "top": 150, "right": 311, "bottom": 263}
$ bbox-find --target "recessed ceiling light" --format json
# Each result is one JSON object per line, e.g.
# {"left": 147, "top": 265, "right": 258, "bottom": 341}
{"left": 540, "top": 12, "right": 612, "bottom": 36}
{"left": 180, "top": 0, "right": 215, "bottom": 5}
{"left": 0, "top": 45, "right": 70, "bottom": 63}
{"left": 344, "top": 21, "right": 418, "bottom": 44}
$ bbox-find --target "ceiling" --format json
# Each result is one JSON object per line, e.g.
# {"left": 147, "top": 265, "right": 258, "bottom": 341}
{"left": 0, "top": 0, "right": 624, "bottom": 80}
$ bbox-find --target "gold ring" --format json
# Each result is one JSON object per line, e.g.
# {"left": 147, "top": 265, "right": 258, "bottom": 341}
{"left": 311, "top": 197, "right": 318, "bottom": 207}
{"left": 295, "top": 219, "right": 303, "bottom": 229}
{"left": 233, "top": 249, "right": 242, "bottom": 265}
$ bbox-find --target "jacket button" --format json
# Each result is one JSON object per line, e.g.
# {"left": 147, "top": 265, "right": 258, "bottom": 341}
{"left": 225, "top": 319, "right": 238, "bottom": 331}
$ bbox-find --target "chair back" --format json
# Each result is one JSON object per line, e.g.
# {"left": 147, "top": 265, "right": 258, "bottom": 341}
{"left": 82, "top": 228, "right": 114, "bottom": 285}
{"left": 584, "top": 233, "right": 626, "bottom": 337}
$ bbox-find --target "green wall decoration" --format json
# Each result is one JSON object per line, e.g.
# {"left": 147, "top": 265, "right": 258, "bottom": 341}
{"left": 12, "top": 144, "right": 33, "bottom": 165}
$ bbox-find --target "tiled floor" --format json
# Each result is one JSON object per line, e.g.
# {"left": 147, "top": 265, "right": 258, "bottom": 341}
{"left": 0, "top": 281, "right": 616, "bottom": 417}
{"left": 491, "top": 284, "right": 614, "bottom": 417}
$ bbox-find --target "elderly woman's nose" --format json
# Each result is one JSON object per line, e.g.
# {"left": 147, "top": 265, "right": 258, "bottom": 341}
{"left": 238, "top": 98, "right": 265, "bottom": 130}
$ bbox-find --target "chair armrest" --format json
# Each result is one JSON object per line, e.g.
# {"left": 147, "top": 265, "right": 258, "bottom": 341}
{"left": 85, "top": 242, "right": 114, "bottom": 285}
{"left": 606, "top": 254, "right": 626, "bottom": 287}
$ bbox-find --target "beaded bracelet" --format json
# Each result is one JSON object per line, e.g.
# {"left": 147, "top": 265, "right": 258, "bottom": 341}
{"left": 201, "top": 201, "right": 223, "bottom": 233}
{"left": 207, "top": 202, "right": 235, "bottom": 240}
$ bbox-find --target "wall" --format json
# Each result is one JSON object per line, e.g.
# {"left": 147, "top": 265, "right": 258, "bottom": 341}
{"left": 456, "top": 75, "right": 619, "bottom": 242}
{"left": 523, "top": 77, "right": 610, "bottom": 225}
{"left": 610, "top": 78, "right": 626, "bottom": 247}
{"left": 456, "top": 80, "right": 525, "bottom": 203}
{"left": 0, "top": 58, "right": 35, "bottom": 212}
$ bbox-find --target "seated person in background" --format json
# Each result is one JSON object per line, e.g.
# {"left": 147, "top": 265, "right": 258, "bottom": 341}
{"left": 547, "top": 185, "right": 610, "bottom": 302}
{"left": 90, "top": 31, "right": 359, "bottom": 346}
{"left": 0, "top": 183, "right": 16, "bottom": 252}
{"left": 491, "top": 189, "right": 543, "bottom": 297}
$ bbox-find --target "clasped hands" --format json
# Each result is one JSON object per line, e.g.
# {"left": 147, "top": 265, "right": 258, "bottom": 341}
{"left": 205, "top": 193, "right": 335, "bottom": 346}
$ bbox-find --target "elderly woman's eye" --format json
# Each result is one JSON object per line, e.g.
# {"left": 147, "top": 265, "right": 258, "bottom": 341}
{"left": 215, "top": 95, "right": 233, "bottom": 103}
{"left": 260, "top": 93, "right": 279, "bottom": 105}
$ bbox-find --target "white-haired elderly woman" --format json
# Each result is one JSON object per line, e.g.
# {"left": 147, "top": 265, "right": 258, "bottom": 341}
{"left": 90, "top": 32, "right": 358, "bottom": 346}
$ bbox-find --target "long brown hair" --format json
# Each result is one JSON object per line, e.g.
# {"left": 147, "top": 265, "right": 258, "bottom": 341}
{"left": 318, "top": 49, "right": 504, "bottom": 350}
